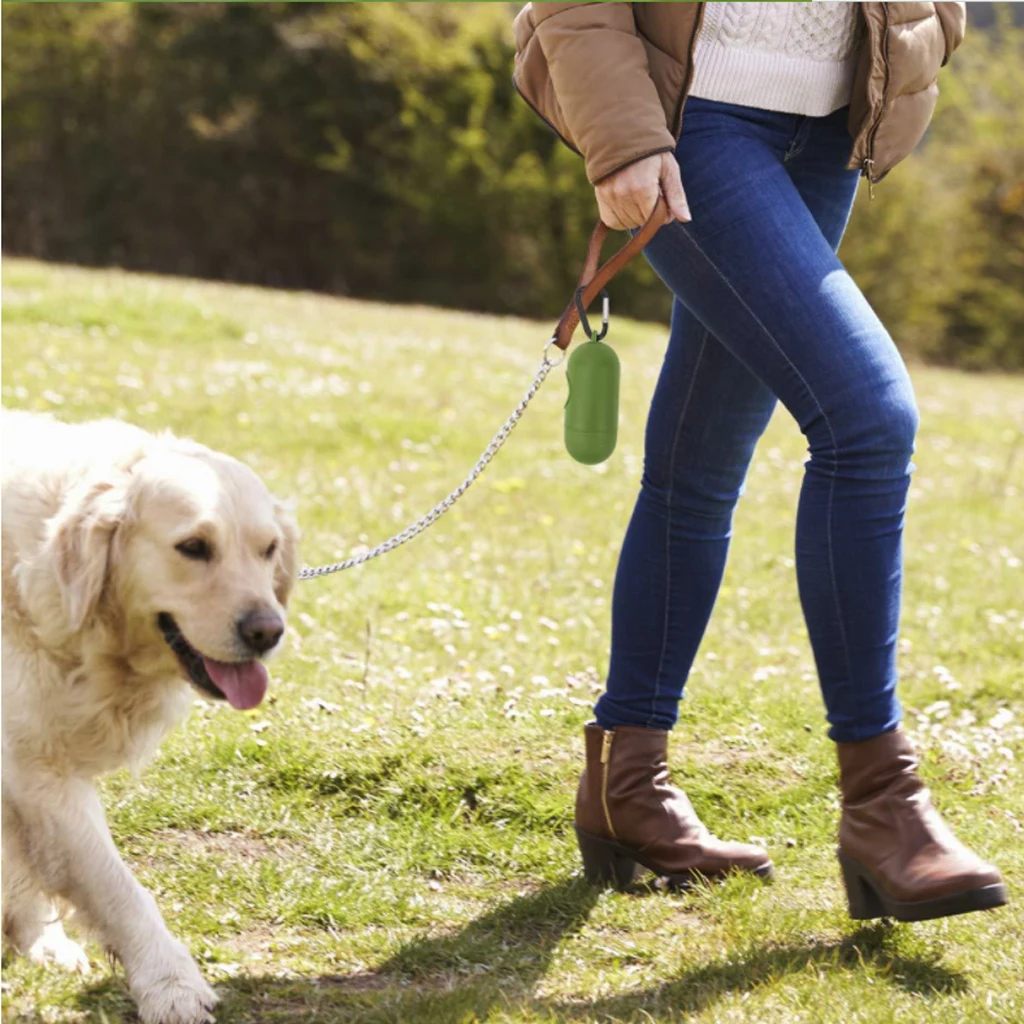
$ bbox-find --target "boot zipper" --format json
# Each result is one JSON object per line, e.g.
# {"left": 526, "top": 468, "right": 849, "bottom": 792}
{"left": 862, "top": 2, "right": 891, "bottom": 200}
{"left": 600, "top": 729, "right": 617, "bottom": 839}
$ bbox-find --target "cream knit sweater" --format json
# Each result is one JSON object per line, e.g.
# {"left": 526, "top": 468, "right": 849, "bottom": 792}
{"left": 689, "top": 2, "right": 866, "bottom": 117}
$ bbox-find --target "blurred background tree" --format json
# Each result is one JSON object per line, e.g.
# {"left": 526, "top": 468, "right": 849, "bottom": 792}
{"left": 2, "top": 2, "right": 1021, "bottom": 370}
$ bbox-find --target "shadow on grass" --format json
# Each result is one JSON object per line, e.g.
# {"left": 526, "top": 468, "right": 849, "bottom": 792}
{"left": 69, "top": 877, "right": 600, "bottom": 1023}
{"left": 547, "top": 921, "right": 968, "bottom": 1022}
{"left": 70, "top": 881, "right": 969, "bottom": 1023}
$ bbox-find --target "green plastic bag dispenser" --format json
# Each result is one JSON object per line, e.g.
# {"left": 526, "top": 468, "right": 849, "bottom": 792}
{"left": 564, "top": 289, "right": 619, "bottom": 465}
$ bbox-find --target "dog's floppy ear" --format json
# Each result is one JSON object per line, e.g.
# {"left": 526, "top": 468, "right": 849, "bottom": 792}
{"left": 273, "top": 499, "right": 300, "bottom": 608}
{"left": 45, "top": 473, "right": 132, "bottom": 632}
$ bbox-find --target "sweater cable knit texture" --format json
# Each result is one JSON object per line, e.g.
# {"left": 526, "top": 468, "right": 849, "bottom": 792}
{"left": 689, "top": 2, "right": 866, "bottom": 118}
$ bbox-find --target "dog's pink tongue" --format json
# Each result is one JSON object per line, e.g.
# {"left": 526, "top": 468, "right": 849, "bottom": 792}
{"left": 202, "top": 658, "right": 269, "bottom": 710}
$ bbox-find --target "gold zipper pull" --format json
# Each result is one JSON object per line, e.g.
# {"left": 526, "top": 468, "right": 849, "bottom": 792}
{"left": 862, "top": 158, "right": 876, "bottom": 201}
{"left": 601, "top": 729, "right": 614, "bottom": 764}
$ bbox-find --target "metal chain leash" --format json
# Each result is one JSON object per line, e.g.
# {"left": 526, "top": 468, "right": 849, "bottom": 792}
{"left": 298, "top": 340, "right": 565, "bottom": 581}
{"left": 296, "top": 199, "right": 666, "bottom": 581}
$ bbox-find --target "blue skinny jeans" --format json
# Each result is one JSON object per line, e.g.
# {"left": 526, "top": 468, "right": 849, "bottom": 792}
{"left": 594, "top": 98, "right": 915, "bottom": 744}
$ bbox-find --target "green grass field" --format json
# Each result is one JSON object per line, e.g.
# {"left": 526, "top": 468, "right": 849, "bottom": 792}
{"left": 2, "top": 258, "right": 1022, "bottom": 1024}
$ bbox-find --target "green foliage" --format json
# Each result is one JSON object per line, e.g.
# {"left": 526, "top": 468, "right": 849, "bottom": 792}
{"left": 1, "top": 2, "right": 1021, "bottom": 369}
{"left": 842, "top": 6, "right": 1024, "bottom": 371}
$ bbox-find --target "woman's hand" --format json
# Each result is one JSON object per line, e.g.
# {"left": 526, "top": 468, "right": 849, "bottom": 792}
{"left": 595, "top": 152, "right": 690, "bottom": 230}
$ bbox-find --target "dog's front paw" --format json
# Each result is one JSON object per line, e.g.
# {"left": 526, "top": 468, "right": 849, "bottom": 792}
{"left": 131, "top": 946, "right": 218, "bottom": 1024}
{"left": 27, "top": 921, "right": 91, "bottom": 973}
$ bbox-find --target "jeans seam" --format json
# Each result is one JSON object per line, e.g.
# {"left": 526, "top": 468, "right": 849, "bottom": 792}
{"left": 677, "top": 228, "right": 855, "bottom": 690}
{"left": 783, "top": 119, "right": 810, "bottom": 164}
{"left": 783, "top": 138, "right": 808, "bottom": 164}
{"left": 647, "top": 327, "right": 710, "bottom": 728}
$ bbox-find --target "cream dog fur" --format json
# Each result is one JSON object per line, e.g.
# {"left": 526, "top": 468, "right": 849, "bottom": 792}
{"left": 1, "top": 410, "right": 298, "bottom": 1024}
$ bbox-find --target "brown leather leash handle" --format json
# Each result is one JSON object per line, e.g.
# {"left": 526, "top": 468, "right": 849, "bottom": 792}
{"left": 552, "top": 195, "right": 668, "bottom": 351}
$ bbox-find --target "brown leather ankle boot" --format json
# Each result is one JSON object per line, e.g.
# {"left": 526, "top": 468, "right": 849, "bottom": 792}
{"left": 837, "top": 727, "right": 1008, "bottom": 921}
{"left": 574, "top": 723, "right": 773, "bottom": 889}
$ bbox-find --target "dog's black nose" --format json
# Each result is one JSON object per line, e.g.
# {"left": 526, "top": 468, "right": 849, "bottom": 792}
{"left": 237, "top": 610, "right": 284, "bottom": 654}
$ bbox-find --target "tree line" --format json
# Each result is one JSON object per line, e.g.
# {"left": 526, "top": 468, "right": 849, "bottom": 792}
{"left": 2, "top": 2, "right": 1021, "bottom": 370}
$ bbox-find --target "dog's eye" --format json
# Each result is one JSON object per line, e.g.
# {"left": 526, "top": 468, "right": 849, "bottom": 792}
{"left": 176, "top": 538, "right": 212, "bottom": 561}
{"left": 264, "top": 541, "right": 277, "bottom": 560}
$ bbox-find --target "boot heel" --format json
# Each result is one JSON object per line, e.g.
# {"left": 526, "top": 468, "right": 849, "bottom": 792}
{"left": 575, "top": 826, "right": 639, "bottom": 890}
{"left": 838, "top": 850, "right": 886, "bottom": 920}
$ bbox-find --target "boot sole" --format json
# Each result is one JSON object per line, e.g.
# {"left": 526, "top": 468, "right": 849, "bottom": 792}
{"left": 575, "top": 826, "right": 774, "bottom": 891}
{"left": 838, "top": 849, "right": 1009, "bottom": 922}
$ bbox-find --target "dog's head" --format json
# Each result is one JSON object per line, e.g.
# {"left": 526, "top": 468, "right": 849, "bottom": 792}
{"left": 42, "top": 438, "right": 299, "bottom": 709}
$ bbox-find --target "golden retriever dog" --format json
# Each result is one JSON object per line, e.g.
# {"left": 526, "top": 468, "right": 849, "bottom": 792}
{"left": 1, "top": 410, "right": 298, "bottom": 1024}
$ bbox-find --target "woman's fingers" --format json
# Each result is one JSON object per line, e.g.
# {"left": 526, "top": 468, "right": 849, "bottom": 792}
{"left": 595, "top": 153, "right": 668, "bottom": 229}
{"left": 618, "top": 167, "right": 658, "bottom": 228}
{"left": 594, "top": 152, "right": 690, "bottom": 229}
{"left": 626, "top": 180, "right": 659, "bottom": 228}
{"left": 596, "top": 193, "right": 627, "bottom": 231}
{"left": 659, "top": 154, "right": 691, "bottom": 223}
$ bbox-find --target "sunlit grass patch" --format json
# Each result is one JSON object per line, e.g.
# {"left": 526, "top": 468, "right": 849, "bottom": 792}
{"left": 2, "top": 259, "right": 1021, "bottom": 1024}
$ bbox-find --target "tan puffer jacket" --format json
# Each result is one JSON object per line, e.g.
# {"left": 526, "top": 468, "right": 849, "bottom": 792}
{"left": 513, "top": 2, "right": 966, "bottom": 185}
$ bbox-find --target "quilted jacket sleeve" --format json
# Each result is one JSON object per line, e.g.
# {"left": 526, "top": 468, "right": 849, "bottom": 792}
{"left": 529, "top": 2, "right": 675, "bottom": 183}
{"left": 934, "top": 2, "right": 966, "bottom": 65}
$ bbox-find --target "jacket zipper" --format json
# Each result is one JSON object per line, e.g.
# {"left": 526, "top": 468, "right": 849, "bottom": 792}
{"left": 672, "top": 2, "right": 707, "bottom": 141}
{"left": 862, "top": 2, "right": 891, "bottom": 200}
{"left": 600, "top": 729, "right": 617, "bottom": 839}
